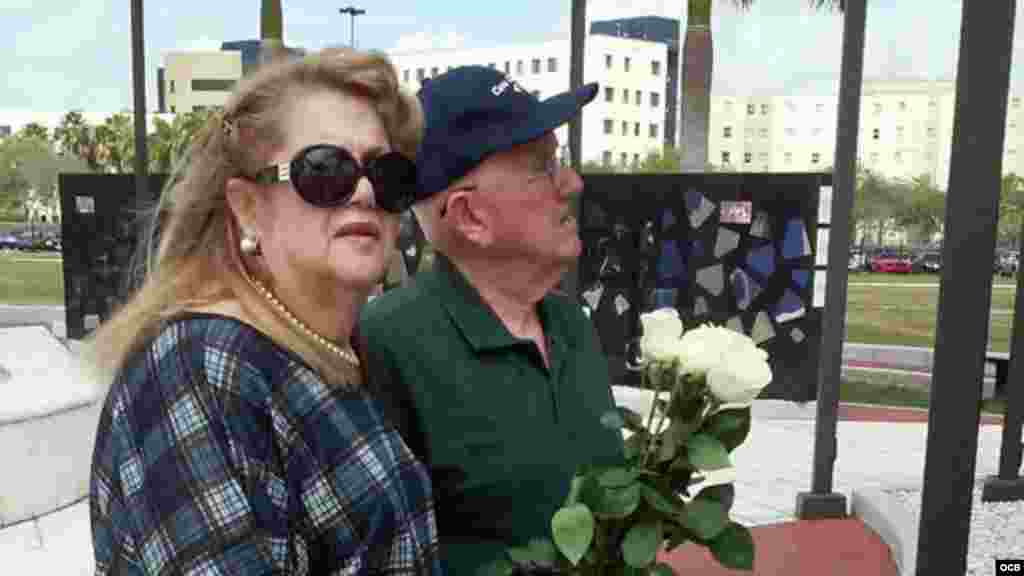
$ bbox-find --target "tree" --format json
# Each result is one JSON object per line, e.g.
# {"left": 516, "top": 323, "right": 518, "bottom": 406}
{"left": 0, "top": 135, "right": 86, "bottom": 221}
{"left": 893, "top": 174, "right": 945, "bottom": 246}
{"left": 853, "top": 167, "right": 900, "bottom": 248}
{"left": 581, "top": 160, "right": 618, "bottom": 174}
{"left": 54, "top": 110, "right": 103, "bottom": 172}
{"left": 17, "top": 122, "right": 50, "bottom": 143}
{"left": 998, "top": 173, "right": 1024, "bottom": 249}
{"left": 634, "top": 146, "right": 683, "bottom": 173}
{"left": 679, "top": 0, "right": 844, "bottom": 171}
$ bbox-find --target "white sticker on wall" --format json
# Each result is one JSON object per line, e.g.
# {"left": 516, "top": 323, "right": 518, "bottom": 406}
{"left": 819, "top": 186, "right": 833, "bottom": 224}
{"left": 816, "top": 229, "right": 830, "bottom": 267}
{"left": 813, "top": 272, "right": 828, "bottom": 308}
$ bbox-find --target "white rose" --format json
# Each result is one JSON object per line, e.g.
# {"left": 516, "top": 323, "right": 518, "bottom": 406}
{"left": 706, "top": 349, "right": 773, "bottom": 405}
{"left": 639, "top": 308, "right": 683, "bottom": 362}
{"left": 674, "top": 324, "right": 738, "bottom": 376}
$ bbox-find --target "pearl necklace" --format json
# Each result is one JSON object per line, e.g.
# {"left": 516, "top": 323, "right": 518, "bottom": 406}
{"left": 243, "top": 272, "right": 361, "bottom": 367}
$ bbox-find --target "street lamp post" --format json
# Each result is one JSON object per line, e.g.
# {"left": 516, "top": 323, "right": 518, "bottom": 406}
{"left": 339, "top": 6, "right": 366, "bottom": 48}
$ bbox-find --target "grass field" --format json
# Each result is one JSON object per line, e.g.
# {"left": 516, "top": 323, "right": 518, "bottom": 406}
{"left": 0, "top": 251, "right": 64, "bottom": 304}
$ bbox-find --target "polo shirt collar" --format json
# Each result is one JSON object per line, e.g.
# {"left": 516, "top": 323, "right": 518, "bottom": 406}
{"left": 430, "top": 252, "right": 574, "bottom": 352}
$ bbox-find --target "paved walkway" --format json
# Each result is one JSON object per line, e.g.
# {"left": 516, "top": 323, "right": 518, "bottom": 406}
{"left": 4, "top": 403, "right": 1013, "bottom": 574}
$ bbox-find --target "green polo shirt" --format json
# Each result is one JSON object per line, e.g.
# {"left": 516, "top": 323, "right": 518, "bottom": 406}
{"left": 358, "top": 253, "right": 624, "bottom": 575}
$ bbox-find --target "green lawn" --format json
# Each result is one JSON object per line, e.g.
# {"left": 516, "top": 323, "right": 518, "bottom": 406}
{"left": 0, "top": 251, "right": 64, "bottom": 304}
{"left": 841, "top": 370, "right": 1006, "bottom": 415}
{"left": 847, "top": 271, "right": 1017, "bottom": 286}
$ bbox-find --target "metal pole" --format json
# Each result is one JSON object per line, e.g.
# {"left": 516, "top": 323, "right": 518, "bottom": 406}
{"left": 562, "top": 0, "right": 586, "bottom": 298}
{"left": 339, "top": 6, "right": 365, "bottom": 49}
{"left": 796, "top": 0, "right": 866, "bottom": 520}
{"left": 130, "top": 0, "right": 148, "bottom": 207}
{"left": 915, "top": 1, "right": 1016, "bottom": 573}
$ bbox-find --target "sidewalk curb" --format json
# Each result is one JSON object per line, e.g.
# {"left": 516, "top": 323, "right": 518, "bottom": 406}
{"left": 851, "top": 485, "right": 920, "bottom": 576}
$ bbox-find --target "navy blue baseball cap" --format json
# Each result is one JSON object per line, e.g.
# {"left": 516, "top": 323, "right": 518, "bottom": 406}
{"left": 414, "top": 65, "right": 599, "bottom": 201}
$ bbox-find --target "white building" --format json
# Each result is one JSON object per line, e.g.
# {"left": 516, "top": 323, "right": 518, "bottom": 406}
{"left": 161, "top": 50, "right": 243, "bottom": 114}
{"left": 708, "top": 79, "right": 1024, "bottom": 188}
{"left": 387, "top": 34, "right": 672, "bottom": 168}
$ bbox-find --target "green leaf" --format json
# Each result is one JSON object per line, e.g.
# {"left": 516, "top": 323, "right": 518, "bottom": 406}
{"left": 593, "top": 483, "right": 642, "bottom": 519}
{"left": 709, "top": 522, "right": 755, "bottom": 571}
{"left": 649, "top": 562, "right": 678, "bottom": 576}
{"left": 565, "top": 475, "right": 586, "bottom": 507}
{"left": 640, "top": 484, "right": 683, "bottom": 516}
{"left": 697, "top": 483, "right": 736, "bottom": 513}
{"left": 704, "top": 407, "right": 752, "bottom": 452}
{"left": 527, "top": 538, "right": 559, "bottom": 565}
{"left": 599, "top": 467, "right": 641, "bottom": 488}
{"left": 681, "top": 499, "right": 730, "bottom": 541}
{"left": 621, "top": 521, "right": 663, "bottom": 568}
{"left": 477, "top": 557, "right": 516, "bottom": 576}
{"left": 685, "top": 434, "right": 732, "bottom": 471}
{"left": 551, "top": 504, "right": 595, "bottom": 566}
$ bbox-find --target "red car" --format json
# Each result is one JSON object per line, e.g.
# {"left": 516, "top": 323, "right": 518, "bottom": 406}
{"left": 870, "top": 252, "right": 913, "bottom": 273}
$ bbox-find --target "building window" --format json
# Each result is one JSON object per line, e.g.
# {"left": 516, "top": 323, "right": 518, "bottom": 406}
{"left": 622, "top": 121, "right": 629, "bottom": 136}
{"left": 872, "top": 128, "right": 880, "bottom": 140}
{"left": 169, "top": 79, "right": 176, "bottom": 94}
{"left": 505, "top": 61, "right": 511, "bottom": 74}
{"left": 927, "top": 127, "right": 937, "bottom": 138}
{"left": 649, "top": 123, "right": 659, "bottom": 139}
{"left": 1009, "top": 149, "right": 1017, "bottom": 156}
{"left": 605, "top": 87, "right": 614, "bottom": 102}
{"left": 747, "top": 103, "right": 756, "bottom": 116}
{"left": 760, "top": 103, "right": 769, "bottom": 115}
{"left": 603, "top": 151, "right": 612, "bottom": 166}
{"left": 532, "top": 59, "right": 541, "bottom": 74}
{"left": 517, "top": 60, "right": 524, "bottom": 75}
{"left": 816, "top": 102, "right": 824, "bottom": 113}
{"left": 722, "top": 151, "right": 731, "bottom": 165}
{"left": 784, "top": 151, "right": 793, "bottom": 164}
{"left": 651, "top": 61, "right": 661, "bottom": 76}
{"left": 870, "top": 152, "right": 879, "bottom": 164}
{"left": 548, "top": 58, "right": 558, "bottom": 73}
{"left": 785, "top": 127, "right": 795, "bottom": 136}
{"left": 603, "top": 119, "right": 614, "bottom": 134}
{"left": 633, "top": 153, "right": 640, "bottom": 166}
{"left": 431, "top": 67, "right": 439, "bottom": 76}
{"left": 873, "top": 102, "right": 882, "bottom": 115}
{"left": 785, "top": 100, "right": 795, "bottom": 112}
{"left": 745, "top": 128, "right": 754, "bottom": 140}
{"left": 620, "top": 152, "right": 628, "bottom": 166}
{"left": 634, "top": 122, "right": 640, "bottom": 137}
{"left": 1014, "top": 97, "right": 1021, "bottom": 109}
{"left": 896, "top": 126, "right": 905, "bottom": 141}
{"left": 170, "top": 105, "right": 176, "bottom": 113}
{"left": 191, "top": 78, "right": 236, "bottom": 91}
{"left": 723, "top": 100, "right": 734, "bottom": 114}
{"left": 811, "top": 152, "right": 821, "bottom": 164}
{"left": 744, "top": 152, "right": 752, "bottom": 164}
{"left": 635, "top": 90, "right": 642, "bottom": 105}
{"left": 895, "top": 151, "right": 903, "bottom": 163}
{"left": 759, "top": 128, "right": 769, "bottom": 139}
{"left": 624, "top": 57, "right": 631, "bottom": 72}
{"left": 1011, "top": 122, "right": 1018, "bottom": 130}
{"left": 650, "top": 92, "right": 660, "bottom": 107}
{"left": 723, "top": 126, "right": 733, "bottom": 138}
{"left": 929, "top": 99, "right": 937, "bottom": 108}
{"left": 899, "top": 101, "right": 907, "bottom": 111}
{"left": 623, "top": 89, "right": 629, "bottom": 104}
{"left": 759, "top": 152, "right": 769, "bottom": 162}
{"left": 605, "top": 54, "right": 613, "bottom": 69}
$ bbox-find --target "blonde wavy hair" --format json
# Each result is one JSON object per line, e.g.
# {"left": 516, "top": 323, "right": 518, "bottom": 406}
{"left": 83, "top": 48, "right": 423, "bottom": 389}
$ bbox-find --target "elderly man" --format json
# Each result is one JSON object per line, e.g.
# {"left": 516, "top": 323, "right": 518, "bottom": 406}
{"left": 358, "top": 66, "right": 624, "bottom": 575}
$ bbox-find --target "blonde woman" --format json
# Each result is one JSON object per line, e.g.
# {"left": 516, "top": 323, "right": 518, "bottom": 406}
{"left": 86, "top": 49, "right": 441, "bottom": 575}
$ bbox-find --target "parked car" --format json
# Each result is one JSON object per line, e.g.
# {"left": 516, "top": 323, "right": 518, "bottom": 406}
{"left": 911, "top": 251, "right": 942, "bottom": 274}
{"left": 996, "top": 251, "right": 1018, "bottom": 277}
{"left": 849, "top": 250, "right": 867, "bottom": 271}
{"left": 870, "top": 250, "right": 913, "bottom": 273}
{"left": 0, "top": 233, "right": 30, "bottom": 251}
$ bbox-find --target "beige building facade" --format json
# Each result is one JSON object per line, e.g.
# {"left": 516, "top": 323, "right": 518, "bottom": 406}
{"left": 161, "top": 51, "right": 243, "bottom": 114}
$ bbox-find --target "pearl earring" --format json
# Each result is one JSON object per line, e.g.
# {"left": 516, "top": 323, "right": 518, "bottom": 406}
{"left": 240, "top": 231, "right": 260, "bottom": 255}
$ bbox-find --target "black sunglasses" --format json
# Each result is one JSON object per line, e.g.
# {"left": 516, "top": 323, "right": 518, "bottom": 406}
{"left": 251, "top": 144, "right": 417, "bottom": 213}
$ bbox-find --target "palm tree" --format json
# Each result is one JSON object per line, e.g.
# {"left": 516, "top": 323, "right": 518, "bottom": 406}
{"left": 679, "top": 0, "right": 845, "bottom": 172}
{"left": 260, "top": 0, "right": 286, "bottom": 65}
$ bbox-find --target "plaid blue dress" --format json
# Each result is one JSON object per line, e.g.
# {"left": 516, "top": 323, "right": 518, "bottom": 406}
{"left": 89, "top": 313, "right": 442, "bottom": 575}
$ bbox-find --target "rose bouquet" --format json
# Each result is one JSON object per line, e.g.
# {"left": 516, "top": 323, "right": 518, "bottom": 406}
{"left": 486, "top": 307, "right": 773, "bottom": 575}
